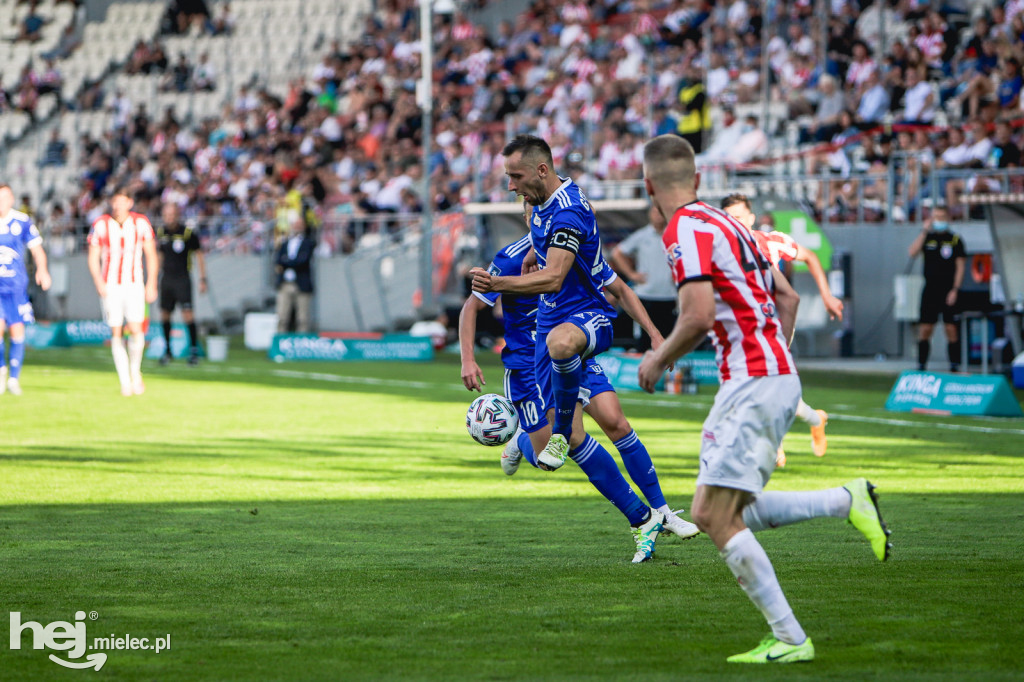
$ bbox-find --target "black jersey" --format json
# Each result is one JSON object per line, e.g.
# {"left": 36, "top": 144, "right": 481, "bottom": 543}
{"left": 157, "top": 223, "right": 201, "bottom": 280}
{"left": 921, "top": 230, "right": 966, "bottom": 290}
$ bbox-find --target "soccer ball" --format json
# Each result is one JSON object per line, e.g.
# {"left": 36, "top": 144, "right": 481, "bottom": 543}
{"left": 466, "top": 393, "right": 518, "bottom": 446}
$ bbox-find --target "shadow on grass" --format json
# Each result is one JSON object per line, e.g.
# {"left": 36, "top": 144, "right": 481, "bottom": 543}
{"left": 1, "top": 494, "right": 1022, "bottom": 682}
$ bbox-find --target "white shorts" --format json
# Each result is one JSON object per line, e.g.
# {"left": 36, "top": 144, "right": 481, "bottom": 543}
{"left": 102, "top": 283, "right": 147, "bottom": 328}
{"left": 696, "top": 374, "right": 801, "bottom": 495}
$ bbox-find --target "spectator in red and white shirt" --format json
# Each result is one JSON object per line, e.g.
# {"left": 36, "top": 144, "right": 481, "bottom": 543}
{"left": 87, "top": 186, "right": 159, "bottom": 397}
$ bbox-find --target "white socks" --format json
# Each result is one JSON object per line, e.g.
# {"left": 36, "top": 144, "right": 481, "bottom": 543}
{"left": 796, "top": 399, "right": 822, "bottom": 426}
{"left": 111, "top": 336, "right": 131, "bottom": 389}
{"left": 127, "top": 333, "right": 145, "bottom": 384}
{"left": 742, "top": 488, "right": 851, "bottom": 532}
{"left": 656, "top": 504, "right": 671, "bottom": 515}
{"left": 721, "top": 529, "right": 806, "bottom": 645}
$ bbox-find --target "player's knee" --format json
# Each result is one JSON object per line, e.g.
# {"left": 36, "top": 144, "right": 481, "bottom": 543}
{"left": 690, "top": 504, "right": 715, "bottom": 534}
{"left": 546, "top": 331, "right": 579, "bottom": 359}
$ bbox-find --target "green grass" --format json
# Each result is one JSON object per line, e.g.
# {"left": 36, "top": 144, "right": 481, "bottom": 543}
{"left": 1, "top": 345, "right": 1023, "bottom": 681}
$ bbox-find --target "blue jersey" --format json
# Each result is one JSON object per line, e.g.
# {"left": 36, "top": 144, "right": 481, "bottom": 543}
{"left": 474, "top": 235, "right": 537, "bottom": 371}
{"left": 0, "top": 210, "right": 42, "bottom": 294}
{"left": 529, "top": 178, "right": 616, "bottom": 332}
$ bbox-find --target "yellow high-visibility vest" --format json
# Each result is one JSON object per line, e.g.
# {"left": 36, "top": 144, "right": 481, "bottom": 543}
{"left": 677, "top": 83, "right": 711, "bottom": 135}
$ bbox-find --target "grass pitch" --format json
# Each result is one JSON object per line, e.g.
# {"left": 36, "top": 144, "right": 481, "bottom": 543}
{"left": 1, "top": 345, "right": 1023, "bottom": 681}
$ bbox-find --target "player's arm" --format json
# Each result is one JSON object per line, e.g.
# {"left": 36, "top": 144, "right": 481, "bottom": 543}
{"left": 458, "top": 294, "right": 490, "bottom": 392}
{"left": 948, "top": 255, "right": 966, "bottom": 306}
{"left": 908, "top": 224, "right": 929, "bottom": 258}
{"left": 604, "top": 276, "right": 664, "bottom": 350}
{"left": 772, "top": 265, "right": 800, "bottom": 346}
{"left": 794, "top": 244, "right": 843, "bottom": 320}
{"left": 638, "top": 280, "right": 716, "bottom": 392}
{"left": 87, "top": 242, "right": 106, "bottom": 298}
{"left": 471, "top": 247, "right": 573, "bottom": 295}
{"left": 196, "top": 246, "right": 208, "bottom": 293}
{"left": 143, "top": 237, "right": 159, "bottom": 303}
{"left": 29, "top": 243, "right": 51, "bottom": 291}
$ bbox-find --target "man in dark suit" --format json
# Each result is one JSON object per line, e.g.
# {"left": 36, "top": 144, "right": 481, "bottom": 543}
{"left": 274, "top": 219, "right": 316, "bottom": 333}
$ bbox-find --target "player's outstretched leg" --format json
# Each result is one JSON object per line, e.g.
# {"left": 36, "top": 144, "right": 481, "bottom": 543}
{"left": 128, "top": 332, "right": 146, "bottom": 395}
{"left": 795, "top": 399, "right": 828, "bottom": 457}
{"left": 501, "top": 429, "right": 539, "bottom": 476}
{"left": 570, "top": 434, "right": 662, "bottom": 562}
{"left": 613, "top": 431, "right": 699, "bottom": 539}
{"left": 844, "top": 478, "right": 891, "bottom": 561}
{"left": 111, "top": 335, "right": 132, "bottom": 396}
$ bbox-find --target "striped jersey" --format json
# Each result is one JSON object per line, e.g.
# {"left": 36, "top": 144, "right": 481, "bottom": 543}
{"left": 663, "top": 201, "right": 795, "bottom": 381}
{"left": 0, "top": 210, "right": 42, "bottom": 294}
{"left": 529, "top": 177, "right": 616, "bottom": 333}
{"left": 88, "top": 212, "right": 155, "bottom": 286}
{"left": 474, "top": 235, "right": 537, "bottom": 371}
{"left": 751, "top": 230, "right": 799, "bottom": 269}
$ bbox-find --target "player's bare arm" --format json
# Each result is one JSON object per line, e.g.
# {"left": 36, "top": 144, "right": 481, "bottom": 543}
{"left": 197, "top": 248, "right": 208, "bottom": 293}
{"left": 795, "top": 245, "right": 843, "bottom": 320}
{"left": 29, "top": 243, "right": 51, "bottom": 291}
{"left": 638, "top": 280, "right": 716, "bottom": 393}
{"left": 948, "top": 255, "right": 965, "bottom": 306}
{"left": 143, "top": 238, "right": 159, "bottom": 303}
{"left": 772, "top": 264, "right": 800, "bottom": 345}
{"left": 604, "top": 276, "right": 664, "bottom": 349}
{"left": 87, "top": 243, "right": 106, "bottom": 298}
{"left": 471, "top": 247, "right": 573, "bottom": 295}
{"left": 458, "top": 294, "right": 488, "bottom": 392}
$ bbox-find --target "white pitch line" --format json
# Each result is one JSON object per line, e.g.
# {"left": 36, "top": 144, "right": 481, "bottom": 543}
{"left": 200, "top": 367, "right": 1024, "bottom": 436}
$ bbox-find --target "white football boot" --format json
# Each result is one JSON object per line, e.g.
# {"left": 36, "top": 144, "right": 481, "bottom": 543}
{"left": 631, "top": 509, "right": 664, "bottom": 563}
{"left": 501, "top": 430, "right": 524, "bottom": 476}
{"left": 661, "top": 509, "right": 700, "bottom": 539}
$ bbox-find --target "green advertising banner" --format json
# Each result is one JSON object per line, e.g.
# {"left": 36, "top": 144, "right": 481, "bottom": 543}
{"left": 269, "top": 334, "right": 434, "bottom": 362}
{"left": 595, "top": 350, "right": 718, "bottom": 393}
{"left": 769, "top": 210, "right": 833, "bottom": 273}
{"left": 24, "top": 322, "right": 71, "bottom": 349}
{"left": 885, "top": 371, "right": 1023, "bottom": 417}
{"left": 63, "top": 320, "right": 112, "bottom": 345}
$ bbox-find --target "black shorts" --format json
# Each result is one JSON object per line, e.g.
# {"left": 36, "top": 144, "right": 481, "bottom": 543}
{"left": 919, "top": 287, "right": 958, "bottom": 325}
{"left": 160, "top": 276, "right": 193, "bottom": 312}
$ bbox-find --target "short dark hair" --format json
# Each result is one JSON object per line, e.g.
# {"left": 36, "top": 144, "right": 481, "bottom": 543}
{"left": 501, "top": 134, "right": 554, "bottom": 166}
{"left": 110, "top": 185, "right": 134, "bottom": 200}
{"left": 721, "top": 194, "right": 752, "bottom": 211}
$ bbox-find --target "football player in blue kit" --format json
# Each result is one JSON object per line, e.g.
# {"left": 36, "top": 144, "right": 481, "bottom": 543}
{"left": 469, "top": 136, "right": 694, "bottom": 561}
{"left": 460, "top": 222, "right": 700, "bottom": 556}
{"left": 0, "top": 184, "right": 52, "bottom": 396}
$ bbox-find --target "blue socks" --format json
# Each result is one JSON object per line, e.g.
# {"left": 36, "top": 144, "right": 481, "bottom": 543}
{"left": 516, "top": 431, "right": 539, "bottom": 469}
{"left": 571, "top": 434, "right": 648, "bottom": 526}
{"left": 614, "top": 431, "right": 667, "bottom": 510}
{"left": 551, "top": 354, "right": 583, "bottom": 438}
{"left": 9, "top": 339, "right": 24, "bottom": 379}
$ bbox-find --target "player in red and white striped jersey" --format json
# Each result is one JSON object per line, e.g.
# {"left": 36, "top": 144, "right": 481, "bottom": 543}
{"left": 637, "top": 135, "right": 889, "bottom": 664}
{"left": 87, "top": 186, "right": 159, "bottom": 397}
{"left": 721, "top": 194, "right": 841, "bottom": 464}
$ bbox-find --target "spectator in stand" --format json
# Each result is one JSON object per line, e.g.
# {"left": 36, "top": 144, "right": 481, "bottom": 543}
{"left": 193, "top": 53, "right": 216, "bottom": 91}
{"left": 16, "top": 0, "right": 47, "bottom": 42}
{"left": 41, "top": 129, "right": 68, "bottom": 167}
{"left": 804, "top": 74, "right": 845, "bottom": 143}
{"left": 901, "top": 66, "right": 936, "bottom": 124}
{"left": 856, "top": 70, "right": 890, "bottom": 125}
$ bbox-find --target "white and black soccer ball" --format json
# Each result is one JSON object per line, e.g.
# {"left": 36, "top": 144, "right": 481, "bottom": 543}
{"left": 466, "top": 393, "right": 519, "bottom": 446}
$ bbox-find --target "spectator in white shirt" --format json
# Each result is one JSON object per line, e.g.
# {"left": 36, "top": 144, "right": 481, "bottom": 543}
{"left": 901, "top": 66, "right": 935, "bottom": 123}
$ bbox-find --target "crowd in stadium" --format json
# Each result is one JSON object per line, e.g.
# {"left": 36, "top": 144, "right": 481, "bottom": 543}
{"left": 23, "top": 0, "right": 1024, "bottom": 254}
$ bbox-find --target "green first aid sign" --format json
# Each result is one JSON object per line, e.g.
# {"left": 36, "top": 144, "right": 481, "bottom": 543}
{"left": 769, "top": 211, "right": 832, "bottom": 272}
{"left": 885, "top": 371, "right": 1023, "bottom": 417}
{"left": 269, "top": 334, "right": 434, "bottom": 362}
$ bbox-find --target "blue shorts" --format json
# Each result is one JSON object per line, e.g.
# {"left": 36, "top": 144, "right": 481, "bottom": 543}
{"left": 504, "top": 367, "right": 548, "bottom": 433}
{"left": 582, "top": 358, "right": 615, "bottom": 402}
{"left": 0, "top": 290, "right": 34, "bottom": 326}
{"left": 535, "top": 311, "right": 615, "bottom": 411}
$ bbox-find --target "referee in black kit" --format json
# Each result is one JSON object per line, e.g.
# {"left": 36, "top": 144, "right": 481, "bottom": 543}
{"left": 908, "top": 204, "right": 966, "bottom": 372}
{"left": 157, "top": 203, "right": 207, "bottom": 366}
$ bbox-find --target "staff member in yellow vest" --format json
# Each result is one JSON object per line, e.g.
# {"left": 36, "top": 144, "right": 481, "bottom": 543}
{"left": 676, "top": 70, "right": 711, "bottom": 154}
